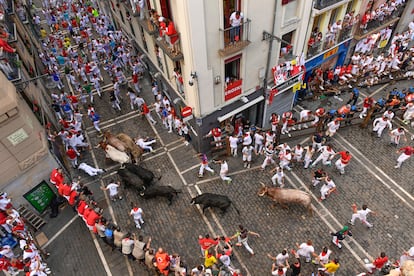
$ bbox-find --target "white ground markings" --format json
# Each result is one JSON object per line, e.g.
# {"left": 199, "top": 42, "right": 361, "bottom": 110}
{"left": 84, "top": 124, "right": 135, "bottom": 276}
{"left": 145, "top": 114, "right": 253, "bottom": 275}
{"left": 334, "top": 134, "right": 414, "bottom": 208}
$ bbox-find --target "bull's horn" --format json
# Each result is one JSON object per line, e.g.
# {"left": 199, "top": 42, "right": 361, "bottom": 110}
{"left": 260, "top": 182, "right": 266, "bottom": 187}
{"left": 94, "top": 144, "right": 101, "bottom": 148}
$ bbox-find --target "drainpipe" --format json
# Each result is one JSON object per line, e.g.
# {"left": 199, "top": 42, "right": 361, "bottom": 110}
{"left": 261, "top": 0, "right": 278, "bottom": 128}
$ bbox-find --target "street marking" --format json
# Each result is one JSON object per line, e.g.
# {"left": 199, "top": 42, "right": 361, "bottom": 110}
{"left": 193, "top": 185, "right": 251, "bottom": 275}
{"left": 84, "top": 125, "right": 134, "bottom": 276}
{"left": 285, "top": 172, "right": 372, "bottom": 268}
{"left": 144, "top": 112, "right": 252, "bottom": 275}
{"left": 180, "top": 164, "right": 200, "bottom": 174}
{"left": 88, "top": 113, "right": 142, "bottom": 134}
{"left": 86, "top": 110, "right": 140, "bottom": 131}
{"left": 41, "top": 215, "right": 79, "bottom": 249}
{"left": 90, "top": 231, "right": 113, "bottom": 276}
{"left": 335, "top": 135, "right": 414, "bottom": 208}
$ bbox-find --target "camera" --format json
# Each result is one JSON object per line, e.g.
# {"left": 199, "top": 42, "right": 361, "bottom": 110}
{"left": 189, "top": 72, "right": 197, "bottom": 86}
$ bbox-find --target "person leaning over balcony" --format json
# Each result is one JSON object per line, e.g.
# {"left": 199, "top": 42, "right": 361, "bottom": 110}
{"left": 165, "top": 19, "right": 179, "bottom": 54}
{"left": 229, "top": 11, "right": 243, "bottom": 44}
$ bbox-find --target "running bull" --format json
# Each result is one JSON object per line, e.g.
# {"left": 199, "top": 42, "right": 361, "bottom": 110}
{"left": 190, "top": 193, "right": 240, "bottom": 214}
{"left": 140, "top": 186, "right": 181, "bottom": 205}
{"left": 257, "top": 182, "right": 313, "bottom": 215}
{"left": 117, "top": 168, "right": 146, "bottom": 192}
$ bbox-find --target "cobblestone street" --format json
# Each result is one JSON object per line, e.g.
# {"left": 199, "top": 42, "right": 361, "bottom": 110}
{"left": 38, "top": 68, "right": 414, "bottom": 276}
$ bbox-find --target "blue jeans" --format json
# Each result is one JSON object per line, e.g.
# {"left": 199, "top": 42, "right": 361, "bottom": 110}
{"left": 230, "top": 26, "right": 241, "bottom": 43}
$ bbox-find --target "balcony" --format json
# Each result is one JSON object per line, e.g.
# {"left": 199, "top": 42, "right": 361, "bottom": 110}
{"left": 219, "top": 19, "right": 251, "bottom": 57}
{"left": 154, "top": 32, "right": 184, "bottom": 61}
{"left": 354, "top": 5, "right": 404, "bottom": 40}
{"left": 0, "top": 52, "right": 22, "bottom": 82}
{"left": 136, "top": 15, "right": 158, "bottom": 35}
{"left": 307, "top": 26, "right": 353, "bottom": 59}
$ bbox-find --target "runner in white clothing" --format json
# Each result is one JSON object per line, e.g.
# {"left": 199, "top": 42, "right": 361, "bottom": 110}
{"left": 311, "top": 145, "right": 335, "bottom": 167}
{"left": 389, "top": 127, "right": 406, "bottom": 146}
{"left": 373, "top": 116, "right": 392, "bottom": 138}
{"left": 101, "top": 180, "right": 122, "bottom": 201}
{"left": 350, "top": 204, "right": 376, "bottom": 228}
{"left": 130, "top": 204, "right": 144, "bottom": 229}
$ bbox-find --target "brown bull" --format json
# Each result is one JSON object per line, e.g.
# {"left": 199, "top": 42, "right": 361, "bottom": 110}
{"left": 103, "top": 131, "right": 127, "bottom": 152}
{"left": 257, "top": 183, "right": 313, "bottom": 216}
{"left": 116, "top": 133, "right": 143, "bottom": 163}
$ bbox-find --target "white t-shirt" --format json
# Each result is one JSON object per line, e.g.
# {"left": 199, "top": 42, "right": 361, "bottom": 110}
{"left": 254, "top": 133, "right": 264, "bottom": 145}
{"left": 276, "top": 252, "right": 289, "bottom": 266}
{"left": 298, "top": 243, "right": 315, "bottom": 257}
{"left": 357, "top": 208, "right": 371, "bottom": 220}
{"left": 229, "top": 12, "right": 244, "bottom": 27}
{"left": 220, "top": 162, "right": 229, "bottom": 174}
{"left": 130, "top": 207, "right": 143, "bottom": 219}
{"left": 106, "top": 183, "right": 119, "bottom": 196}
{"left": 229, "top": 136, "right": 239, "bottom": 148}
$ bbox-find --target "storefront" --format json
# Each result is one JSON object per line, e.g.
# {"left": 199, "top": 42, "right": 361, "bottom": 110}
{"left": 304, "top": 38, "right": 352, "bottom": 81}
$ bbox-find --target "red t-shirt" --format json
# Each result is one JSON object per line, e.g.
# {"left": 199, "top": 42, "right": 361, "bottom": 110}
{"left": 66, "top": 148, "right": 77, "bottom": 159}
{"left": 339, "top": 151, "right": 352, "bottom": 164}
{"left": 141, "top": 103, "right": 149, "bottom": 114}
{"left": 373, "top": 256, "right": 388, "bottom": 269}
{"left": 198, "top": 237, "right": 218, "bottom": 250}
{"left": 401, "top": 146, "right": 414, "bottom": 156}
{"left": 77, "top": 200, "right": 87, "bottom": 215}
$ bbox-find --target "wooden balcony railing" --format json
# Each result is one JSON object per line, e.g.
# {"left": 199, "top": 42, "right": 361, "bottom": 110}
{"left": 219, "top": 19, "right": 251, "bottom": 57}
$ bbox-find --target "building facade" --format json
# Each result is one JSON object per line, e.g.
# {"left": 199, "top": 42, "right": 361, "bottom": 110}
{"left": 102, "top": 0, "right": 313, "bottom": 152}
{"left": 0, "top": 0, "right": 59, "bottom": 209}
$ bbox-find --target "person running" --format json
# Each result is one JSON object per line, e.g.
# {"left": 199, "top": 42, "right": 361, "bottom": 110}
{"left": 349, "top": 204, "right": 376, "bottom": 228}
{"left": 364, "top": 252, "right": 389, "bottom": 274}
{"left": 232, "top": 225, "right": 260, "bottom": 256}
{"left": 394, "top": 145, "right": 413, "bottom": 168}
{"left": 319, "top": 176, "right": 336, "bottom": 201}
{"left": 130, "top": 203, "right": 144, "bottom": 229}
{"left": 270, "top": 166, "right": 285, "bottom": 188}
{"left": 101, "top": 180, "right": 122, "bottom": 201}
{"left": 372, "top": 116, "right": 392, "bottom": 138}
{"left": 333, "top": 150, "right": 352, "bottom": 175}
{"left": 214, "top": 159, "right": 232, "bottom": 184}
{"left": 389, "top": 127, "right": 407, "bottom": 146}
{"left": 310, "top": 145, "right": 335, "bottom": 167}
{"left": 197, "top": 153, "right": 215, "bottom": 178}
{"left": 330, "top": 226, "right": 352, "bottom": 249}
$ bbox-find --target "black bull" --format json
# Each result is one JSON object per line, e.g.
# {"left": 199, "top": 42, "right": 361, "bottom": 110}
{"left": 117, "top": 168, "right": 146, "bottom": 191}
{"left": 190, "top": 193, "right": 240, "bottom": 214}
{"left": 124, "top": 164, "right": 160, "bottom": 186}
{"left": 140, "top": 186, "right": 181, "bottom": 205}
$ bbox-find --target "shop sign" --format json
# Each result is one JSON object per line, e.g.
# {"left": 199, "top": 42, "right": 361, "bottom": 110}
{"left": 7, "top": 128, "right": 28, "bottom": 146}
{"left": 225, "top": 79, "right": 242, "bottom": 101}
{"left": 323, "top": 47, "right": 338, "bottom": 60}
{"left": 274, "top": 74, "right": 301, "bottom": 92}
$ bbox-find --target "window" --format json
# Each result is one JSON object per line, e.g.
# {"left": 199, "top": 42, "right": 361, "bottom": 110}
{"left": 279, "top": 31, "right": 294, "bottom": 59}
{"left": 160, "top": 0, "right": 172, "bottom": 20}
{"left": 329, "top": 8, "right": 339, "bottom": 25}
{"left": 224, "top": 54, "right": 243, "bottom": 101}
{"left": 223, "top": 0, "right": 242, "bottom": 28}
{"left": 225, "top": 54, "right": 241, "bottom": 83}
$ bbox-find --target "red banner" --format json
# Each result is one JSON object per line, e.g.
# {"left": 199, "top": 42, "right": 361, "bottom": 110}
{"left": 225, "top": 79, "right": 243, "bottom": 101}
{"left": 268, "top": 88, "right": 278, "bottom": 105}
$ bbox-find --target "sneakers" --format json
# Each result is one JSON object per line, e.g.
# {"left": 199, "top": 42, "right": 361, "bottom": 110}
{"left": 244, "top": 163, "right": 247, "bottom": 168}
{"left": 226, "top": 179, "right": 232, "bottom": 184}
{"left": 247, "top": 164, "right": 251, "bottom": 169}
{"left": 198, "top": 174, "right": 203, "bottom": 178}
{"left": 348, "top": 220, "right": 355, "bottom": 226}
{"left": 210, "top": 171, "right": 215, "bottom": 176}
